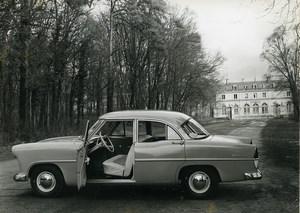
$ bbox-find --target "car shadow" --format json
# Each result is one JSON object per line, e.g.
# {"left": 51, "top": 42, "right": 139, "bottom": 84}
{"left": 14, "top": 183, "right": 264, "bottom": 201}
{"left": 61, "top": 183, "right": 264, "bottom": 201}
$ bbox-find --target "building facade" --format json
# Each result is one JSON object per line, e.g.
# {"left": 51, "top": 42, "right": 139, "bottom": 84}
{"left": 214, "top": 80, "right": 294, "bottom": 119}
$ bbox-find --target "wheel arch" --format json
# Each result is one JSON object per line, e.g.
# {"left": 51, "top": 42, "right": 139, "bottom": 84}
{"left": 28, "top": 163, "right": 65, "bottom": 184}
{"left": 178, "top": 165, "right": 222, "bottom": 183}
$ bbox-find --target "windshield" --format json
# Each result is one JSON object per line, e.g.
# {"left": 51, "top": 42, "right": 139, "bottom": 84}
{"left": 181, "top": 118, "right": 209, "bottom": 139}
{"left": 80, "top": 120, "right": 104, "bottom": 140}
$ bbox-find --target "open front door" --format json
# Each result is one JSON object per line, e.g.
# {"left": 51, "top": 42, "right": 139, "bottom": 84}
{"left": 76, "top": 121, "right": 90, "bottom": 190}
{"left": 76, "top": 144, "right": 87, "bottom": 190}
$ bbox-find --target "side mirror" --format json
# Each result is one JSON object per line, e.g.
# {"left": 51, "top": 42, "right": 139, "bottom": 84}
{"left": 189, "top": 133, "right": 198, "bottom": 139}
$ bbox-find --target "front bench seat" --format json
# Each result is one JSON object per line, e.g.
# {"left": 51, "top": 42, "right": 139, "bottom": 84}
{"left": 103, "top": 145, "right": 134, "bottom": 177}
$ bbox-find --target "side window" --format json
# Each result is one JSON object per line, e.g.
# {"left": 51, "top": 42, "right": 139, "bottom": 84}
{"left": 124, "top": 121, "right": 133, "bottom": 136}
{"left": 151, "top": 122, "right": 165, "bottom": 137}
{"left": 138, "top": 121, "right": 181, "bottom": 142}
{"left": 111, "top": 121, "right": 133, "bottom": 137}
{"left": 138, "top": 121, "right": 165, "bottom": 142}
{"left": 99, "top": 121, "right": 115, "bottom": 135}
{"left": 167, "top": 126, "right": 181, "bottom": 140}
{"left": 112, "top": 122, "right": 124, "bottom": 136}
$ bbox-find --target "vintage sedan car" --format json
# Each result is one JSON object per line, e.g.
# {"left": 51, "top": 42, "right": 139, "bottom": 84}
{"left": 12, "top": 110, "right": 262, "bottom": 198}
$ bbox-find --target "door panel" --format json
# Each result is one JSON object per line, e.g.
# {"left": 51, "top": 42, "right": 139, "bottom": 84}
{"left": 76, "top": 144, "right": 87, "bottom": 190}
{"left": 134, "top": 140, "right": 185, "bottom": 183}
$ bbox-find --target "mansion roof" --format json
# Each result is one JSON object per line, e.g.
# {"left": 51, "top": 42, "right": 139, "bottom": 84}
{"left": 221, "top": 80, "right": 277, "bottom": 92}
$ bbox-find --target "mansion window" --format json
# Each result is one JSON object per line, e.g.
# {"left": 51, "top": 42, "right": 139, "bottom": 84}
{"left": 234, "top": 105, "right": 239, "bottom": 115}
{"left": 222, "top": 105, "right": 226, "bottom": 115}
{"left": 234, "top": 94, "right": 237, "bottom": 99}
{"left": 244, "top": 104, "right": 250, "bottom": 115}
{"left": 253, "top": 104, "right": 259, "bottom": 114}
{"left": 252, "top": 84, "right": 257, "bottom": 89}
{"left": 245, "top": 93, "right": 248, "bottom": 99}
{"left": 222, "top": 95, "right": 225, "bottom": 100}
{"left": 244, "top": 85, "right": 248, "bottom": 90}
{"left": 287, "top": 102, "right": 292, "bottom": 112}
{"left": 262, "top": 103, "right": 268, "bottom": 114}
{"left": 253, "top": 93, "right": 257, "bottom": 98}
{"left": 262, "top": 93, "right": 266, "bottom": 98}
{"left": 287, "top": 91, "right": 291, "bottom": 97}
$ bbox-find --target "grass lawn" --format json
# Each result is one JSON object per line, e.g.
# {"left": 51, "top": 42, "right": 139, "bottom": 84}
{"left": 0, "top": 145, "right": 14, "bottom": 161}
{"left": 261, "top": 118, "right": 299, "bottom": 171}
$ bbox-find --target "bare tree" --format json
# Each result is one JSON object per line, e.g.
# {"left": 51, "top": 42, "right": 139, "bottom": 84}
{"left": 261, "top": 24, "right": 299, "bottom": 120}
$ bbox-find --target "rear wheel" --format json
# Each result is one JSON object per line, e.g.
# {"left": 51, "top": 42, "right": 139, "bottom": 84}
{"left": 183, "top": 167, "right": 219, "bottom": 199}
{"left": 30, "top": 165, "right": 65, "bottom": 198}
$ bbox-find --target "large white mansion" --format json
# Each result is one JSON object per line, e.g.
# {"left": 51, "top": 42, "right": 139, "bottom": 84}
{"left": 214, "top": 80, "right": 294, "bottom": 119}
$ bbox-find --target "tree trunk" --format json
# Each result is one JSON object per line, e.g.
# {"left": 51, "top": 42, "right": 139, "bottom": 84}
{"left": 18, "top": 11, "right": 29, "bottom": 139}
{"left": 107, "top": 0, "right": 115, "bottom": 112}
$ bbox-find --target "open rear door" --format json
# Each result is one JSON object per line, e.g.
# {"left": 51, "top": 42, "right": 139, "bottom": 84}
{"left": 76, "top": 121, "right": 90, "bottom": 190}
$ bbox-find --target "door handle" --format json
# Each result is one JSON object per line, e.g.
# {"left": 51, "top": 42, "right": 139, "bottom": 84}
{"left": 172, "top": 141, "right": 184, "bottom": 145}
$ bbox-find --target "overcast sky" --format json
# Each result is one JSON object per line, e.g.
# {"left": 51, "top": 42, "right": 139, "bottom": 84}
{"left": 169, "top": 0, "right": 287, "bottom": 83}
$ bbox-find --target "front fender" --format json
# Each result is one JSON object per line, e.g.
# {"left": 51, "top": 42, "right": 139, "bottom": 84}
{"left": 12, "top": 142, "right": 82, "bottom": 186}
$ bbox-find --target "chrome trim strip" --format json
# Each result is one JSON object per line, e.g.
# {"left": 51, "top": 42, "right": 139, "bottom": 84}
{"left": 135, "top": 158, "right": 257, "bottom": 162}
{"left": 87, "top": 179, "right": 136, "bottom": 184}
{"left": 135, "top": 158, "right": 185, "bottom": 162}
{"left": 30, "top": 160, "right": 76, "bottom": 164}
{"left": 187, "top": 158, "right": 256, "bottom": 161}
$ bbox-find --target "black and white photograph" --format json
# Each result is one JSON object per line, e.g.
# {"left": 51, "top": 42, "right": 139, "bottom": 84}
{"left": 0, "top": 0, "right": 299, "bottom": 212}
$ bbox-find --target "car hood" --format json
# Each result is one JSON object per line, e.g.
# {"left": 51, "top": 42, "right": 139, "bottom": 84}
{"left": 209, "top": 135, "right": 252, "bottom": 144}
{"left": 38, "top": 136, "right": 82, "bottom": 143}
{"left": 12, "top": 136, "right": 83, "bottom": 156}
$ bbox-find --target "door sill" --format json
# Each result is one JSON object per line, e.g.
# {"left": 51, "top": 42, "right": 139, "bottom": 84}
{"left": 87, "top": 179, "right": 136, "bottom": 184}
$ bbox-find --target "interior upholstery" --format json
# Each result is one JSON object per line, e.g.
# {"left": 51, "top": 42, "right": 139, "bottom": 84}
{"left": 103, "top": 145, "right": 134, "bottom": 177}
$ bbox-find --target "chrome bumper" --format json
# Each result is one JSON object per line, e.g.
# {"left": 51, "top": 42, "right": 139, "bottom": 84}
{"left": 244, "top": 169, "right": 262, "bottom": 180}
{"left": 13, "top": 173, "right": 27, "bottom": 182}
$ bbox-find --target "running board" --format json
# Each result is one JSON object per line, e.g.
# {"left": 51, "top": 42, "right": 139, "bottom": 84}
{"left": 87, "top": 179, "right": 136, "bottom": 184}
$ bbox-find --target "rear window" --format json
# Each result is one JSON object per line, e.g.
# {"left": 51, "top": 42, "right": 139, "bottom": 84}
{"left": 182, "top": 118, "right": 209, "bottom": 138}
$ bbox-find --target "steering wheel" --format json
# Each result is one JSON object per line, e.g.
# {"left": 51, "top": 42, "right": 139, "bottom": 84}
{"left": 98, "top": 132, "right": 114, "bottom": 152}
{"left": 88, "top": 132, "right": 114, "bottom": 154}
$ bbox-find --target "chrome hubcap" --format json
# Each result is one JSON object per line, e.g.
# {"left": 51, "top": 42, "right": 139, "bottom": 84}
{"left": 36, "top": 172, "right": 56, "bottom": 193}
{"left": 188, "top": 172, "right": 211, "bottom": 194}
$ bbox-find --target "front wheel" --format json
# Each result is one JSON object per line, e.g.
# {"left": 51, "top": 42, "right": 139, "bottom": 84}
{"left": 30, "top": 165, "right": 65, "bottom": 198}
{"left": 183, "top": 168, "right": 219, "bottom": 199}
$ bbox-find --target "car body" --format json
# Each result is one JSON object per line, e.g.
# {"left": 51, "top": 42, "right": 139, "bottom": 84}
{"left": 12, "top": 110, "right": 262, "bottom": 198}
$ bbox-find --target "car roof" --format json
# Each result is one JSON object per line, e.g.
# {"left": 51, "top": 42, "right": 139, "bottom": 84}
{"left": 99, "top": 110, "right": 191, "bottom": 128}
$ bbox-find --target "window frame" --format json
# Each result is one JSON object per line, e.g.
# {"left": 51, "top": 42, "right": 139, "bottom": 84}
{"left": 234, "top": 105, "right": 239, "bottom": 115}
{"left": 244, "top": 104, "right": 250, "bottom": 115}
{"left": 222, "top": 105, "right": 226, "bottom": 115}
{"left": 253, "top": 103, "right": 259, "bottom": 114}
{"left": 287, "top": 102, "right": 292, "bottom": 112}
{"left": 181, "top": 118, "right": 209, "bottom": 139}
{"left": 262, "top": 103, "right": 268, "bottom": 114}
{"left": 136, "top": 119, "right": 183, "bottom": 143}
